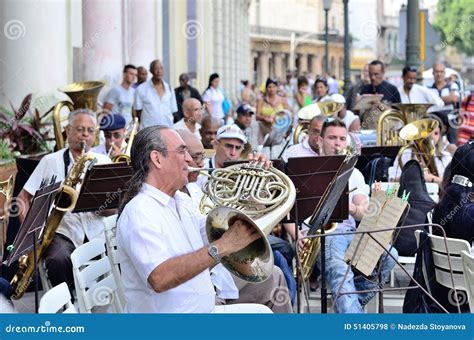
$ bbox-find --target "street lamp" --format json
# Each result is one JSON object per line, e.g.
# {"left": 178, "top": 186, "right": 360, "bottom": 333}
{"left": 323, "top": 0, "right": 332, "bottom": 74}
{"left": 343, "top": 0, "right": 351, "bottom": 94}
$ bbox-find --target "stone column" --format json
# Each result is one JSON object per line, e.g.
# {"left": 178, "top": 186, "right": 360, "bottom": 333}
{"left": 273, "top": 53, "right": 285, "bottom": 81}
{"left": 259, "top": 52, "right": 270, "bottom": 85}
{"left": 298, "top": 52, "right": 308, "bottom": 74}
{"left": 0, "top": 0, "right": 68, "bottom": 106}
{"left": 310, "top": 54, "right": 319, "bottom": 76}
{"left": 128, "top": 0, "right": 157, "bottom": 70}
{"left": 82, "top": 0, "right": 123, "bottom": 87}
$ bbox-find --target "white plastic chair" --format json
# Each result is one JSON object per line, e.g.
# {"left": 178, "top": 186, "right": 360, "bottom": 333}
{"left": 460, "top": 251, "right": 474, "bottom": 313}
{"left": 71, "top": 239, "right": 123, "bottom": 313}
{"left": 103, "top": 215, "right": 125, "bottom": 308}
{"left": 38, "top": 282, "right": 76, "bottom": 313}
{"left": 414, "top": 230, "right": 471, "bottom": 305}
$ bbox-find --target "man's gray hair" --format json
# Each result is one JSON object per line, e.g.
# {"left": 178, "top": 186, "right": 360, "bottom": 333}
{"left": 67, "top": 109, "right": 97, "bottom": 125}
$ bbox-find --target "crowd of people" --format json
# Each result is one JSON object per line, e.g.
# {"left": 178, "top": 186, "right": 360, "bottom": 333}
{"left": 0, "top": 56, "right": 472, "bottom": 315}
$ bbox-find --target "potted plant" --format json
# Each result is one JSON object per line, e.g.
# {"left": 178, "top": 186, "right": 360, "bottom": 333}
{"left": 0, "top": 94, "right": 52, "bottom": 180}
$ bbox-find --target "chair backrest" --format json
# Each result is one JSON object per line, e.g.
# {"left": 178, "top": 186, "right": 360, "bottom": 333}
{"left": 414, "top": 230, "right": 471, "bottom": 289}
{"left": 39, "top": 282, "right": 77, "bottom": 314}
{"left": 460, "top": 251, "right": 474, "bottom": 313}
{"left": 71, "top": 239, "right": 123, "bottom": 313}
{"left": 103, "top": 214, "right": 125, "bottom": 307}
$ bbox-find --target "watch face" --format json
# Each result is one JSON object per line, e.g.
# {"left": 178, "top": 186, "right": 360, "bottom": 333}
{"left": 209, "top": 245, "right": 220, "bottom": 261}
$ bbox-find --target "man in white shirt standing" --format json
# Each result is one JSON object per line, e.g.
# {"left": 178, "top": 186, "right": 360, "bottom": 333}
{"left": 398, "top": 66, "right": 444, "bottom": 108}
{"left": 133, "top": 59, "right": 178, "bottom": 129}
{"left": 17, "top": 109, "right": 111, "bottom": 292}
{"left": 429, "top": 62, "right": 460, "bottom": 143}
{"left": 116, "top": 126, "right": 272, "bottom": 313}
{"left": 173, "top": 98, "right": 203, "bottom": 140}
{"left": 103, "top": 65, "right": 137, "bottom": 125}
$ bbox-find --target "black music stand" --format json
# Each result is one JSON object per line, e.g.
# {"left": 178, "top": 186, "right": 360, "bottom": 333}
{"left": 5, "top": 180, "right": 61, "bottom": 313}
{"left": 72, "top": 163, "right": 133, "bottom": 213}
{"left": 355, "top": 146, "right": 400, "bottom": 179}
{"left": 286, "top": 155, "right": 357, "bottom": 313}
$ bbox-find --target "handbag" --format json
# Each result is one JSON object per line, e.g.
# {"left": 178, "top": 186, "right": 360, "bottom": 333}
{"left": 219, "top": 89, "right": 231, "bottom": 115}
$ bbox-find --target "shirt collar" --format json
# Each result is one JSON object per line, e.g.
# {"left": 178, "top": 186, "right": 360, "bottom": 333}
{"left": 142, "top": 182, "right": 185, "bottom": 207}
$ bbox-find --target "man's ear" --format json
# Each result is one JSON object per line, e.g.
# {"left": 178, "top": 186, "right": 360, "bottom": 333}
{"left": 149, "top": 150, "right": 163, "bottom": 170}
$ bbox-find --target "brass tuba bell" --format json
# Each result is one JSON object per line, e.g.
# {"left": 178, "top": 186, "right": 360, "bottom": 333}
{"left": 52, "top": 81, "right": 105, "bottom": 150}
{"left": 376, "top": 103, "right": 434, "bottom": 146}
{"left": 396, "top": 118, "right": 439, "bottom": 176}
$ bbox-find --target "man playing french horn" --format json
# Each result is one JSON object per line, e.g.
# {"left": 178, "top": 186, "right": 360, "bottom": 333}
{"left": 116, "top": 126, "right": 276, "bottom": 313}
{"left": 16, "top": 109, "right": 111, "bottom": 295}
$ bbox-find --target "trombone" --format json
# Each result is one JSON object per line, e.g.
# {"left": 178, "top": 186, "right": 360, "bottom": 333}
{"left": 112, "top": 117, "right": 139, "bottom": 164}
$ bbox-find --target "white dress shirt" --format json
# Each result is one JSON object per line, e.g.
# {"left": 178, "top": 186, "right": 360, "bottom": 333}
{"left": 184, "top": 182, "right": 239, "bottom": 299}
{"left": 134, "top": 79, "right": 178, "bottom": 129}
{"left": 23, "top": 148, "right": 111, "bottom": 247}
{"left": 281, "top": 138, "right": 318, "bottom": 162}
{"left": 397, "top": 84, "right": 445, "bottom": 112}
{"left": 116, "top": 183, "right": 215, "bottom": 313}
{"left": 90, "top": 143, "right": 107, "bottom": 156}
{"left": 173, "top": 119, "right": 202, "bottom": 140}
{"left": 388, "top": 148, "right": 452, "bottom": 180}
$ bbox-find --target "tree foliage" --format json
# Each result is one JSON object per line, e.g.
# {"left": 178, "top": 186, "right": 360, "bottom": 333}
{"left": 434, "top": 0, "right": 474, "bottom": 56}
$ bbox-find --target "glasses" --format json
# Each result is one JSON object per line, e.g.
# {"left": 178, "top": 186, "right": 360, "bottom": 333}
{"left": 193, "top": 106, "right": 206, "bottom": 112}
{"left": 166, "top": 145, "right": 190, "bottom": 156}
{"left": 220, "top": 141, "right": 243, "bottom": 152}
{"left": 190, "top": 152, "right": 206, "bottom": 164}
{"left": 104, "top": 131, "right": 124, "bottom": 139}
{"left": 72, "top": 126, "right": 95, "bottom": 134}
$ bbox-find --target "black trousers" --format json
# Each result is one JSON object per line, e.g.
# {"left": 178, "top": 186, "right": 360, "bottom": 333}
{"left": 43, "top": 234, "right": 76, "bottom": 293}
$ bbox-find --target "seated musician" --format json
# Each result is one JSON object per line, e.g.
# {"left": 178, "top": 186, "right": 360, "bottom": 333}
{"left": 281, "top": 115, "right": 325, "bottom": 162}
{"left": 177, "top": 129, "right": 293, "bottom": 313}
{"left": 316, "top": 118, "right": 398, "bottom": 313}
{"left": 116, "top": 126, "right": 272, "bottom": 313}
{"left": 17, "top": 109, "right": 111, "bottom": 292}
{"left": 91, "top": 113, "right": 127, "bottom": 159}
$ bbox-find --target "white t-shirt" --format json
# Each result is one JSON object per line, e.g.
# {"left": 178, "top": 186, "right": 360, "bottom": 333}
{"left": 173, "top": 119, "right": 202, "bottom": 140}
{"left": 23, "top": 149, "right": 111, "bottom": 247}
{"left": 117, "top": 183, "right": 215, "bottom": 313}
{"left": 91, "top": 143, "right": 107, "bottom": 156}
{"left": 428, "top": 82, "right": 460, "bottom": 112}
{"left": 104, "top": 85, "right": 135, "bottom": 124}
{"left": 397, "top": 84, "right": 445, "bottom": 111}
{"left": 133, "top": 79, "right": 178, "bottom": 129}
{"left": 388, "top": 148, "right": 452, "bottom": 180}
{"left": 202, "top": 87, "right": 225, "bottom": 121}
{"left": 340, "top": 110, "right": 359, "bottom": 130}
{"left": 335, "top": 168, "right": 370, "bottom": 232}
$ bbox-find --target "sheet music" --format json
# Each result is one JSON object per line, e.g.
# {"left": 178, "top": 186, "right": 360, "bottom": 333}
{"left": 344, "top": 190, "right": 387, "bottom": 265}
{"left": 345, "top": 190, "right": 408, "bottom": 277}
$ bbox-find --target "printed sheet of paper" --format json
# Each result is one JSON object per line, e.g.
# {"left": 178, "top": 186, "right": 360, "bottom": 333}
{"left": 344, "top": 190, "right": 387, "bottom": 266}
{"left": 349, "top": 194, "right": 408, "bottom": 276}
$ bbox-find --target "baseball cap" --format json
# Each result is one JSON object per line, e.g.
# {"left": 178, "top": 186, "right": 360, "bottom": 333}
{"left": 216, "top": 124, "right": 247, "bottom": 144}
{"left": 99, "top": 114, "right": 127, "bottom": 131}
{"left": 236, "top": 104, "right": 255, "bottom": 115}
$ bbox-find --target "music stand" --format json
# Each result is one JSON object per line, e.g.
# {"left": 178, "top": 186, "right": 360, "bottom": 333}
{"left": 72, "top": 163, "right": 133, "bottom": 213}
{"left": 286, "top": 155, "right": 357, "bottom": 313}
{"left": 355, "top": 146, "right": 400, "bottom": 172}
{"left": 5, "top": 180, "right": 61, "bottom": 313}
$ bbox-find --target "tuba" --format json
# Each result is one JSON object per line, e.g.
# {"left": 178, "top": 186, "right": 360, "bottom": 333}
{"left": 52, "top": 81, "right": 105, "bottom": 150}
{"left": 10, "top": 143, "right": 96, "bottom": 299}
{"left": 376, "top": 103, "right": 433, "bottom": 146}
{"left": 112, "top": 117, "right": 139, "bottom": 164}
{"left": 293, "top": 102, "right": 344, "bottom": 144}
{"left": 193, "top": 162, "right": 296, "bottom": 282}
{"left": 396, "top": 118, "right": 439, "bottom": 176}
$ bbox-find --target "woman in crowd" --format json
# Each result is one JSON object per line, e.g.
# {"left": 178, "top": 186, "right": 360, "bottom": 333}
{"left": 295, "top": 76, "right": 312, "bottom": 109}
{"left": 241, "top": 80, "right": 257, "bottom": 107}
{"left": 255, "top": 78, "right": 290, "bottom": 145}
{"left": 313, "top": 78, "right": 331, "bottom": 102}
{"left": 202, "top": 73, "right": 232, "bottom": 124}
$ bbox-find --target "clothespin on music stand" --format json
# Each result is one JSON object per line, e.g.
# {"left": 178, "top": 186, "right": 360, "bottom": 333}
{"left": 401, "top": 190, "right": 410, "bottom": 204}
{"left": 373, "top": 181, "right": 382, "bottom": 192}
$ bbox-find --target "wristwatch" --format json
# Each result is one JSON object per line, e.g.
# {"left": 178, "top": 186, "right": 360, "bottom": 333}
{"left": 207, "top": 243, "right": 221, "bottom": 263}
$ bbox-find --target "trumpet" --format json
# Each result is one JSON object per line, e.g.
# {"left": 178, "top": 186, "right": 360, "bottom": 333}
{"left": 112, "top": 117, "right": 139, "bottom": 164}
